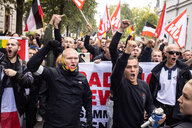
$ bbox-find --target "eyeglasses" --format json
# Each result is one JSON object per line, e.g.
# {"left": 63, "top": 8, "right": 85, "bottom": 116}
{"left": 167, "top": 51, "right": 181, "bottom": 56}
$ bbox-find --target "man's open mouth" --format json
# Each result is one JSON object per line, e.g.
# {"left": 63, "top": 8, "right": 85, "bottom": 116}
{"left": 70, "top": 64, "right": 76, "bottom": 69}
{"left": 130, "top": 74, "right": 135, "bottom": 79}
{"left": 172, "top": 58, "right": 176, "bottom": 61}
{"left": 8, "top": 50, "right": 12, "bottom": 54}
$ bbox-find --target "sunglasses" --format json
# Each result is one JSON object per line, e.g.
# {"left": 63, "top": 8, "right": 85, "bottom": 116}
{"left": 167, "top": 51, "right": 181, "bottom": 55}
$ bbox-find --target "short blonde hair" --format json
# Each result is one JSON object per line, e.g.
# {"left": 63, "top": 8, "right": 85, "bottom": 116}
{"left": 56, "top": 54, "right": 62, "bottom": 67}
{"left": 152, "top": 49, "right": 162, "bottom": 56}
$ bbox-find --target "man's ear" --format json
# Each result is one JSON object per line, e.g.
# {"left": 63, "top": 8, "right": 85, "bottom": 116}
{"left": 18, "top": 46, "right": 21, "bottom": 51}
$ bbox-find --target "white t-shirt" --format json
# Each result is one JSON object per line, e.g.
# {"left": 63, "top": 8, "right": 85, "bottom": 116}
{"left": 1, "top": 87, "right": 17, "bottom": 113}
{"left": 156, "top": 65, "right": 177, "bottom": 106}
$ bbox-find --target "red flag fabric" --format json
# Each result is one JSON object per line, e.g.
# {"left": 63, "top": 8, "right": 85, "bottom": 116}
{"left": 24, "top": 0, "right": 44, "bottom": 31}
{"left": 156, "top": 2, "right": 166, "bottom": 39}
{"left": 72, "top": 0, "right": 85, "bottom": 10}
{"left": 0, "top": 37, "right": 29, "bottom": 61}
{"left": 97, "top": 5, "right": 111, "bottom": 41}
{"left": 17, "top": 39, "right": 29, "bottom": 61}
{"left": 37, "top": 0, "right": 44, "bottom": 18}
{"left": 165, "top": 9, "right": 187, "bottom": 48}
{"left": 110, "top": 1, "right": 121, "bottom": 34}
{"left": 1, "top": 112, "right": 21, "bottom": 128}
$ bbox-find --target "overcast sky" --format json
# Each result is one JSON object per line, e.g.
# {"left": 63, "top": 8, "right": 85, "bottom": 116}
{"left": 95, "top": 0, "right": 157, "bottom": 26}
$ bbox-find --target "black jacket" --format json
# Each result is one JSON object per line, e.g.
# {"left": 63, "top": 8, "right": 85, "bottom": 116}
{"left": 43, "top": 65, "right": 92, "bottom": 127}
{"left": 38, "top": 79, "right": 48, "bottom": 119}
{"left": 27, "top": 41, "right": 92, "bottom": 127}
{"left": 139, "top": 46, "right": 152, "bottom": 62}
{"left": 84, "top": 35, "right": 104, "bottom": 61}
{"left": 165, "top": 115, "right": 192, "bottom": 128}
{"left": 149, "top": 59, "right": 192, "bottom": 119}
{"left": 111, "top": 53, "right": 154, "bottom": 128}
{"left": 93, "top": 52, "right": 111, "bottom": 61}
{"left": 0, "top": 55, "right": 33, "bottom": 117}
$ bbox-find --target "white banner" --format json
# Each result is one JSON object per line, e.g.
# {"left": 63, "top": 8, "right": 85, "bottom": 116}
{"left": 79, "top": 61, "right": 158, "bottom": 128}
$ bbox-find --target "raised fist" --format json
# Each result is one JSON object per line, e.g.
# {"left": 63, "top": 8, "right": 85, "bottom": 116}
{"left": 48, "top": 40, "right": 61, "bottom": 49}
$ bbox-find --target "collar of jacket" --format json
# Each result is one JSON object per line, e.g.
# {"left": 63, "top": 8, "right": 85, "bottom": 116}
{"left": 151, "top": 59, "right": 189, "bottom": 79}
{"left": 3, "top": 55, "right": 23, "bottom": 70}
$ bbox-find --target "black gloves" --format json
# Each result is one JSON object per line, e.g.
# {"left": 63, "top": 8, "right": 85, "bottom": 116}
{"left": 27, "top": 40, "right": 60, "bottom": 73}
{"left": 45, "top": 40, "right": 61, "bottom": 50}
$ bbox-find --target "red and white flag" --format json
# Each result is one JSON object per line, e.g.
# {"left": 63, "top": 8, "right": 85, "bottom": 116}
{"left": 165, "top": 9, "right": 187, "bottom": 48}
{"left": 141, "top": 22, "right": 156, "bottom": 37}
{"left": 97, "top": 5, "right": 111, "bottom": 40}
{"left": 156, "top": 2, "right": 166, "bottom": 39}
{"left": 72, "top": 0, "right": 85, "bottom": 10}
{"left": 24, "top": 0, "right": 44, "bottom": 31}
{"left": 1, "top": 88, "right": 21, "bottom": 128}
{"left": 110, "top": 1, "right": 121, "bottom": 34}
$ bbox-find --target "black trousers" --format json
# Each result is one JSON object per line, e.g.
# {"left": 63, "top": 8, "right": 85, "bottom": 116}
{"left": 25, "top": 95, "right": 38, "bottom": 128}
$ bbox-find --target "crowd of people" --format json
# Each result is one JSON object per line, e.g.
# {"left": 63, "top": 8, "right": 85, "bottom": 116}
{"left": 0, "top": 14, "right": 192, "bottom": 128}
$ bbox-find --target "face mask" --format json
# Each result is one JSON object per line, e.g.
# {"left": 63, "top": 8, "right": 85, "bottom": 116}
{"left": 61, "top": 57, "right": 77, "bottom": 72}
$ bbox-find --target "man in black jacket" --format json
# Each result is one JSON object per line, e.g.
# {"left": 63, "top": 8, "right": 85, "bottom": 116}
{"left": 84, "top": 25, "right": 105, "bottom": 61}
{"left": 109, "top": 20, "right": 143, "bottom": 78}
{"left": 149, "top": 44, "right": 192, "bottom": 125}
{"left": 27, "top": 40, "right": 92, "bottom": 128}
{"left": 111, "top": 33, "right": 155, "bottom": 128}
{"left": 0, "top": 38, "right": 33, "bottom": 127}
{"left": 139, "top": 39, "right": 155, "bottom": 62}
{"left": 93, "top": 39, "right": 111, "bottom": 62}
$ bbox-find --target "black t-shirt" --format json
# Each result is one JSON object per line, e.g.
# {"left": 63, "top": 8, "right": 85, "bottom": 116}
{"left": 113, "top": 79, "right": 154, "bottom": 128}
{"left": 111, "top": 53, "right": 154, "bottom": 128}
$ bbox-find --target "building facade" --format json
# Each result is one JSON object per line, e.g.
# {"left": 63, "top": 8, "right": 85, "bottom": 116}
{"left": 0, "top": 4, "right": 25, "bottom": 35}
{"left": 157, "top": 0, "right": 192, "bottom": 50}
{"left": 0, "top": 4, "right": 16, "bottom": 34}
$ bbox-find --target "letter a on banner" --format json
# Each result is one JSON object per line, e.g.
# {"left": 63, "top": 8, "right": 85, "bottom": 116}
{"left": 97, "top": 5, "right": 111, "bottom": 41}
{"left": 165, "top": 9, "right": 187, "bottom": 48}
{"left": 72, "top": 0, "right": 85, "bottom": 10}
{"left": 110, "top": 1, "right": 121, "bottom": 34}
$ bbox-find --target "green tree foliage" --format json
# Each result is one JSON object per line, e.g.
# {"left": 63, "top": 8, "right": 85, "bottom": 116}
{"left": 109, "top": 4, "right": 158, "bottom": 38}
{"left": 24, "top": 0, "right": 97, "bottom": 37}
{"left": 121, "top": 4, "right": 133, "bottom": 21}
{"left": 132, "top": 6, "right": 158, "bottom": 35}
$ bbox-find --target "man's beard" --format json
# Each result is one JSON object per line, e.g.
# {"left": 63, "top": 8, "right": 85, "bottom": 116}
{"left": 8, "top": 50, "right": 18, "bottom": 59}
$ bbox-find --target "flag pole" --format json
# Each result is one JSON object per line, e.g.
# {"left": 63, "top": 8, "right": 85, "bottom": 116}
{"left": 79, "top": 9, "right": 89, "bottom": 25}
{"left": 41, "top": 15, "right": 45, "bottom": 31}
